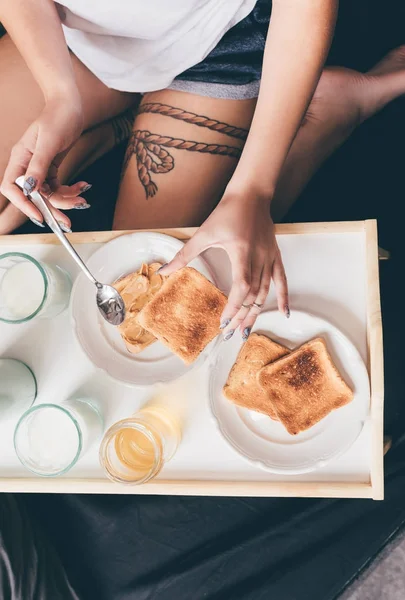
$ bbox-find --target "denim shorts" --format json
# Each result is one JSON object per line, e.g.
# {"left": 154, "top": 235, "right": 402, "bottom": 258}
{"left": 169, "top": 0, "right": 272, "bottom": 99}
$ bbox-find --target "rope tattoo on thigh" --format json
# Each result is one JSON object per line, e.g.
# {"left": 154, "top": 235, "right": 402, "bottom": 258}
{"left": 138, "top": 103, "right": 248, "bottom": 141}
{"left": 124, "top": 131, "right": 242, "bottom": 198}
{"left": 111, "top": 107, "right": 137, "bottom": 146}
{"left": 122, "top": 103, "right": 249, "bottom": 198}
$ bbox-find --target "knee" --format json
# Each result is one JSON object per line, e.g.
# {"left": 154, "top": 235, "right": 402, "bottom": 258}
{"left": 0, "top": 167, "right": 8, "bottom": 213}
{"left": 0, "top": 193, "right": 21, "bottom": 235}
{"left": 0, "top": 192, "right": 8, "bottom": 217}
{"left": 0, "top": 199, "right": 9, "bottom": 234}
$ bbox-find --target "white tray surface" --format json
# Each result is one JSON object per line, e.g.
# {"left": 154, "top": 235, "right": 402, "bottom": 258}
{"left": 0, "top": 231, "right": 370, "bottom": 484}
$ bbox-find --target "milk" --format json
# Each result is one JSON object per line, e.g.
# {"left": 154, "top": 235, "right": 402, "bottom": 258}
{"left": 21, "top": 406, "right": 80, "bottom": 471}
{"left": 15, "top": 400, "right": 103, "bottom": 476}
{"left": 0, "top": 258, "right": 71, "bottom": 321}
{"left": 0, "top": 359, "right": 37, "bottom": 421}
{"left": 63, "top": 398, "right": 103, "bottom": 453}
{"left": 0, "top": 262, "right": 45, "bottom": 318}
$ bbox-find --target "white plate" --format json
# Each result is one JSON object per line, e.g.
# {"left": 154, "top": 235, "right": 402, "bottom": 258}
{"left": 71, "top": 232, "right": 220, "bottom": 386}
{"left": 209, "top": 310, "right": 370, "bottom": 474}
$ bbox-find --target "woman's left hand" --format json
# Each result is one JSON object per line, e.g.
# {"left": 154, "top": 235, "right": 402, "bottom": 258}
{"left": 159, "top": 189, "right": 289, "bottom": 340}
{"left": 0, "top": 95, "right": 89, "bottom": 230}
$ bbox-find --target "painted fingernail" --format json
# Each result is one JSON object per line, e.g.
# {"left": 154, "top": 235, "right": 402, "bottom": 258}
{"left": 23, "top": 176, "right": 37, "bottom": 196}
{"left": 157, "top": 263, "right": 168, "bottom": 273}
{"left": 81, "top": 184, "right": 92, "bottom": 193}
{"left": 285, "top": 305, "right": 290, "bottom": 319}
{"left": 74, "top": 202, "right": 91, "bottom": 210}
{"left": 220, "top": 318, "right": 231, "bottom": 330}
{"left": 224, "top": 329, "right": 235, "bottom": 341}
{"left": 242, "top": 327, "right": 251, "bottom": 341}
{"left": 58, "top": 221, "right": 72, "bottom": 233}
{"left": 30, "top": 217, "right": 45, "bottom": 228}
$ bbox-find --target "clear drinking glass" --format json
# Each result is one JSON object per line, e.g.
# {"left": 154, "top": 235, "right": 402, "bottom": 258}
{"left": 0, "top": 252, "right": 71, "bottom": 324}
{"left": 14, "top": 398, "right": 103, "bottom": 477}
{"left": 99, "top": 406, "right": 181, "bottom": 485}
{"left": 0, "top": 358, "right": 37, "bottom": 421}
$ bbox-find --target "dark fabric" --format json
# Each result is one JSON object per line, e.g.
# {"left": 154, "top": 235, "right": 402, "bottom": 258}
{"left": 18, "top": 447, "right": 405, "bottom": 600}
{"left": 176, "top": 0, "right": 272, "bottom": 85}
{"left": 0, "top": 495, "right": 78, "bottom": 600}
{"left": 176, "top": 0, "right": 405, "bottom": 86}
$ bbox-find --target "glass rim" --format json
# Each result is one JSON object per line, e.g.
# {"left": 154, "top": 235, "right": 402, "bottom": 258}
{"left": 14, "top": 403, "right": 83, "bottom": 477}
{"left": 0, "top": 252, "right": 49, "bottom": 324}
{"left": 0, "top": 358, "right": 38, "bottom": 406}
{"left": 99, "top": 418, "right": 164, "bottom": 485}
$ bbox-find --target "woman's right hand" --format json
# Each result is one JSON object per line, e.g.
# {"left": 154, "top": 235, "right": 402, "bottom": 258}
{"left": 160, "top": 187, "right": 289, "bottom": 340}
{"left": 0, "top": 94, "right": 90, "bottom": 230}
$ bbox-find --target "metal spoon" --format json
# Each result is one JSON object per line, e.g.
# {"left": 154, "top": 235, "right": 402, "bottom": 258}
{"left": 15, "top": 177, "right": 125, "bottom": 326}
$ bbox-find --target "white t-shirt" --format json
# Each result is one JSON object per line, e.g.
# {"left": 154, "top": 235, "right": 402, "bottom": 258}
{"left": 56, "top": 1, "right": 257, "bottom": 93}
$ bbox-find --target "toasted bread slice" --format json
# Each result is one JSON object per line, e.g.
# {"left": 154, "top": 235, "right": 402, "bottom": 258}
{"left": 257, "top": 337, "right": 353, "bottom": 435}
{"left": 137, "top": 267, "right": 227, "bottom": 364}
{"left": 223, "top": 333, "right": 289, "bottom": 419}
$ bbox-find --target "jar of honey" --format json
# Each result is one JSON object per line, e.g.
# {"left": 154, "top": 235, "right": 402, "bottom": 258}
{"left": 99, "top": 405, "right": 181, "bottom": 484}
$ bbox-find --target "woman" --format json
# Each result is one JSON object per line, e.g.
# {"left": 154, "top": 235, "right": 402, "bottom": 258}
{"left": 0, "top": 0, "right": 404, "bottom": 340}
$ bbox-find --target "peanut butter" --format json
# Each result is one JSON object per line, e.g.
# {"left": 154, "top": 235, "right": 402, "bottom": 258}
{"left": 114, "top": 263, "right": 164, "bottom": 353}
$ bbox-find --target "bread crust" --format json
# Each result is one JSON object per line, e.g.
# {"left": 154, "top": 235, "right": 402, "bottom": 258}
{"left": 137, "top": 267, "right": 227, "bottom": 364}
{"left": 257, "top": 337, "right": 353, "bottom": 435}
{"left": 223, "top": 333, "right": 290, "bottom": 419}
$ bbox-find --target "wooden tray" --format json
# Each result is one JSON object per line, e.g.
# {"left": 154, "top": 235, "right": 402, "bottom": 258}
{"left": 0, "top": 221, "right": 384, "bottom": 499}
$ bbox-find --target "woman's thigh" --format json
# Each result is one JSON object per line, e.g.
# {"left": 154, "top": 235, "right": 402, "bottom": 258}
{"left": 0, "top": 34, "right": 136, "bottom": 222}
{"left": 113, "top": 89, "right": 256, "bottom": 230}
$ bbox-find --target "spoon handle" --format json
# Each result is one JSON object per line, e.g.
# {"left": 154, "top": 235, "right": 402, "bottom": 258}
{"left": 15, "top": 177, "right": 97, "bottom": 286}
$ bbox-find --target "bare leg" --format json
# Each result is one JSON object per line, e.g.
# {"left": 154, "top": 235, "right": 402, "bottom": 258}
{"left": 113, "top": 89, "right": 255, "bottom": 229}
{"left": 271, "top": 46, "right": 405, "bottom": 221}
{"left": 114, "top": 47, "right": 405, "bottom": 231}
{"left": 0, "top": 34, "right": 137, "bottom": 233}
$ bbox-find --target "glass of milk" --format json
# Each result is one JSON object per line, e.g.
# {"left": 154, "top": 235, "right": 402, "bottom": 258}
{"left": 0, "top": 358, "right": 37, "bottom": 422}
{"left": 0, "top": 252, "right": 71, "bottom": 324}
{"left": 14, "top": 398, "right": 103, "bottom": 477}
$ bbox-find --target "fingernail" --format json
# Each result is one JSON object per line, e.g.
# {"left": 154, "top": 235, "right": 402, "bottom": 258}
{"left": 58, "top": 221, "right": 72, "bottom": 233}
{"left": 74, "top": 203, "right": 91, "bottom": 210}
{"left": 81, "top": 184, "right": 92, "bottom": 193}
{"left": 285, "top": 305, "right": 290, "bottom": 319}
{"left": 224, "top": 329, "right": 235, "bottom": 341}
{"left": 242, "top": 327, "right": 251, "bottom": 341}
{"left": 30, "top": 217, "right": 45, "bottom": 228}
{"left": 220, "top": 318, "right": 231, "bottom": 330}
{"left": 157, "top": 263, "right": 168, "bottom": 273}
{"left": 23, "top": 176, "right": 37, "bottom": 196}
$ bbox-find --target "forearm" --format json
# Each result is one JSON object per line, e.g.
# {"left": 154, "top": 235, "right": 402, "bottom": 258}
{"left": 0, "top": 0, "right": 79, "bottom": 102}
{"left": 229, "top": 0, "right": 337, "bottom": 203}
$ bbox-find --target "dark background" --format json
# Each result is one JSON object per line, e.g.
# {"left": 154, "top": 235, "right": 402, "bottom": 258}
{"left": 3, "top": 0, "right": 405, "bottom": 598}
